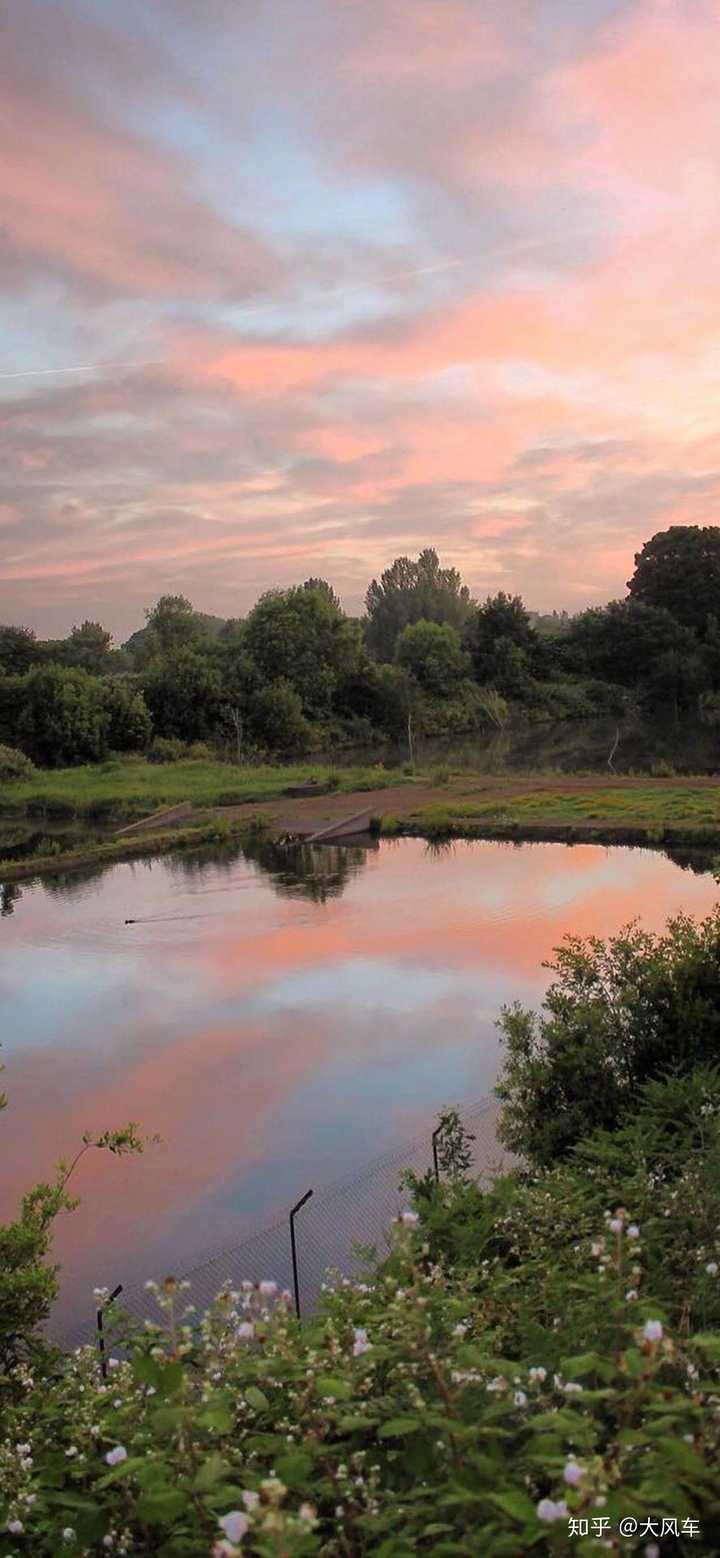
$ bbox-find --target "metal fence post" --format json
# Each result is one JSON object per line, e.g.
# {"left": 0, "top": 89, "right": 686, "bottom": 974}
{"left": 96, "top": 1283, "right": 123, "bottom": 1379}
{"left": 432, "top": 1124, "right": 444, "bottom": 1184}
{"left": 289, "top": 1189, "right": 313, "bottom": 1320}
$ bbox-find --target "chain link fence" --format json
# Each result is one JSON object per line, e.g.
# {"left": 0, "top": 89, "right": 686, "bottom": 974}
{"left": 59, "top": 1095, "right": 516, "bottom": 1353}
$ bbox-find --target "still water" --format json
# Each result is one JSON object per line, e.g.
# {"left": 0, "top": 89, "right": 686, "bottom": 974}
{"left": 1, "top": 836, "right": 717, "bottom": 1334}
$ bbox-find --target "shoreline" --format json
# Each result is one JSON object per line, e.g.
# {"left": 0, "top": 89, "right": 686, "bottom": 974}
{"left": 3, "top": 772, "right": 720, "bottom": 882}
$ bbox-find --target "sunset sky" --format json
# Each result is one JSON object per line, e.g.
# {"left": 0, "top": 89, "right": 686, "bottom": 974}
{"left": 2, "top": 0, "right": 720, "bottom": 640}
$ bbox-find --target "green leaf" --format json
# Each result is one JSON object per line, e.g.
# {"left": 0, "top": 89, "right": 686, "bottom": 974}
{"left": 378, "top": 1416, "right": 423, "bottom": 1438}
{"left": 275, "top": 1450, "right": 313, "bottom": 1487}
{"left": 316, "top": 1375, "right": 353, "bottom": 1400}
{"left": 97, "top": 1455, "right": 147, "bottom": 1489}
{"left": 489, "top": 1491, "right": 538, "bottom": 1523}
{"left": 137, "top": 1488, "right": 189, "bottom": 1523}
{"left": 560, "top": 1352, "right": 600, "bottom": 1376}
{"left": 691, "top": 1333, "right": 720, "bottom": 1359}
{"left": 337, "top": 1414, "right": 380, "bottom": 1433}
{"left": 245, "top": 1385, "right": 269, "bottom": 1413}
{"left": 192, "top": 1453, "right": 231, "bottom": 1492}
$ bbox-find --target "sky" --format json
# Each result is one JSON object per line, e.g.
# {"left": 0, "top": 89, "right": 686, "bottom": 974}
{"left": 1, "top": 0, "right": 720, "bottom": 641}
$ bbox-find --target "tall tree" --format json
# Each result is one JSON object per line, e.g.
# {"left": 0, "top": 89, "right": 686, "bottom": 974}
{"left": 63, "top": 620, "right": 114, "bottom": 674}
{"left": 465, "top": 592, "right": 539, "bottom": 694}
{"left": 565, "top": 599, "right": 700, "bottom": 688}
{"left": 244, "top": 585, "right": 361, "bottom": 716}
{"left": 0, "top": 624, "right": 39, "bottom": 675}
{"left": 131, "top": 596, "right": 209, "bottom": 664}
{"left": 365, "top": 548, "right": 472, "bottom": 661}
{"left": 395, "top": 619, "right": 467, "bottom": 696}
{"left": 627, "top": 525, "right": 720, "bottom": 635}
{"left": 142, "top": 648, "right": 222, "bottom": 742}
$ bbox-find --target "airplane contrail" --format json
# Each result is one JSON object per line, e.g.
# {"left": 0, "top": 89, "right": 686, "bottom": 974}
{"left": 0, "top": 237, "right": 590, "bottom": 384}
{"left": 0, "top": 259, "right": 463, "bottom": 383}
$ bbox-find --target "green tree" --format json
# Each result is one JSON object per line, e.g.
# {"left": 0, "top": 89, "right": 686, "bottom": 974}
{"left": 248, "top": 678, "right": 313, "bottom": 753}
{"left": 101, "top": 679, "right": 153, "bottom": 751}
{"left": 244, "top": 585, "right": 361, "bottom": 716}
{"left": 365, "top": 548, "right": 472, "bottom": 661}
{"left": 61, "top": 620, "right": 114, "bottom": 675}
{"left": 303, "top": 577, "right": 342, "bottom": 611}
{"left": 0, "top": 625, "right": 40, "bottom": 675}
{"left": 395, "top": 619, "right": 467, "bottom": 695}
{"left": 16, "top": 666, "right": 110, "bottom": 766}
{"left": 132, "top": 595, "right": 209, "bottom": 664}
{"left": 465, "top": 593, "right": 539, "bottom": 696}
{"left": 142, "top": 648, "right": 222, "bottom": 742}
{"left": 627, "top": 524, "right": 720, "bottom": 635}
{"left": 565, "top": 598, "right": 699, "bottom": 689}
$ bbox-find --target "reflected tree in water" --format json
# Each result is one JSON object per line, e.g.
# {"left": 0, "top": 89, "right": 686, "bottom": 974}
{"left": 1, "top": 881, "right": 23, "bottom": 916}
{"left": 241, "top": 836, "right": 374, "bottom": 903}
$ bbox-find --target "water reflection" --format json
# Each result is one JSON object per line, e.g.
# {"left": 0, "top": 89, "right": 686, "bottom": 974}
{"left": 1, "top": 836, "right": 718, "bottom": 1336}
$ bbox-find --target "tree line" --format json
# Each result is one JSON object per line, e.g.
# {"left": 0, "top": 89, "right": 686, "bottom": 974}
{"left": 2, "top": 524, "right": 720, "bottom": 768}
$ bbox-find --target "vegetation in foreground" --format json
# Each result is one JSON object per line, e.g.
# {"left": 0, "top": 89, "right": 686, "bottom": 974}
{"left": 2, "top": 912, "right": 720, "bottom": 1552}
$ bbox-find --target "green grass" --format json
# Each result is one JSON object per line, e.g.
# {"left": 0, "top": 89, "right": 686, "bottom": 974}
{"left": 400, "top": 785, "right": 720, "bottom": 840}
{"left": 0, "top": 758, "right": 409, "bottom": 821}
{"left": 0, "top": 815, "right": 269, "bottom": 882}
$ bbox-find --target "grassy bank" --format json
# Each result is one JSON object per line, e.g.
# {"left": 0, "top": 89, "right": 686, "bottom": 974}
{"left": 377, "top": 782, "right": 720, "bottom": 849}
{"left": 0, "top": 757, "right": 409, "bottom": 821}
{"left": 0, "top": 815, "right": 268, "bottom": 883}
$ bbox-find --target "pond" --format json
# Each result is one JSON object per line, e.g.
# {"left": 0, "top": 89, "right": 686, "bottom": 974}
{"left": 1, "top": 835, "right": 718, "bottom": 1338}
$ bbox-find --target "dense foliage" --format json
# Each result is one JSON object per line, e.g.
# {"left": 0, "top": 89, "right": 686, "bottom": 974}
{"left": 496, "top": 908, "right": 720, "bottom": 1167}
{"left": 3, "top": 525, "right": 720, "bottom": 767}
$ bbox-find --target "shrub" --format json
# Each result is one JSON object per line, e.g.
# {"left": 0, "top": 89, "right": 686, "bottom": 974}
{"left": 147, "top": 736, "right": 186, "bottom": 765}
{"left": 431, "top": 765, "right": 451, "bottom": 785}
{"left": 16, "top": 665, "right": 111, "bottom": 767}
{"left": 185, "top": 740, "right": 213, "bottom": 761}
{"left": 496, "top": 909, "right": 720, "bottom": 1168}
{"left": 0, "top": 744, "right": 35, "bottom": 782}
{"left": 4, "top": 1092, "right": 720, "bottom": 1553}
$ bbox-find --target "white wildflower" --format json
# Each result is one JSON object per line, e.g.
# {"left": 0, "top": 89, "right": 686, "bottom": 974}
{"left": 643, "top": 1319, "right": 663, "bottom": 1343}
{"left": 563, "top": 1460, "right": 583, "bottom": 1486}
{"left": 104, "top": 1446, "right": 127, "bottom": 1467}
{"left": 218, "top": 1511, "right": 249, "bottom": 1543}
{"left": 536, "top": 1498, "right": 567, "bottom": 1522}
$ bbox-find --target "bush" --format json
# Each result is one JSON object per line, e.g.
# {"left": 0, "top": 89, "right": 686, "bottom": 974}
{"left": 147, "top": 736, "right": 186, "bottom": 765}
{"left": 16, "top": 665, "right": 111, "bottom": 767}
{"left": 4, "top": 1085, "right": 720, "bottom": 1553}
{"left": 185, "top": 740, "right": 214, "bottom": 761}
{"left": 496, "top": 909, "right": 720, "bottom": 1168}
{"left": 431, "top": 765, "right": 451, "bottom": 785}
{"left": 0, "top": 744, "right": 35, "bottom": 782}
